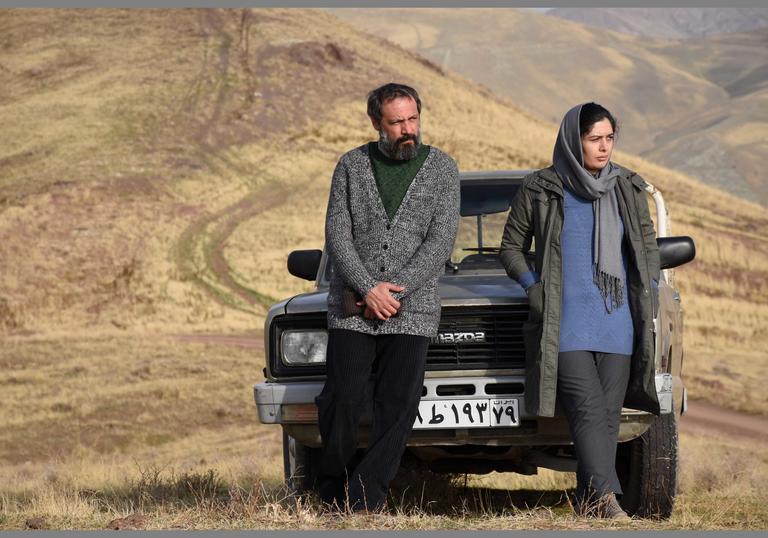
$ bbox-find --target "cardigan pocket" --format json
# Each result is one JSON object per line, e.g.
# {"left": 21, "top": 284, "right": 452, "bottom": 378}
{"left": 403, "top": 280, "right": 439, "bottom": 314}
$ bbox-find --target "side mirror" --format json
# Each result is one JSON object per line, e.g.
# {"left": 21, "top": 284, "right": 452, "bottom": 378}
{"left": 657, "top": 236, "right": 695, "bottom": 270}
{"left": 287, "top": 249, "right": 322, "bottom": 281}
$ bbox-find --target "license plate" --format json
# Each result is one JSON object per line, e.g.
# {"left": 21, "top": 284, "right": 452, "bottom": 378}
{"left": 413, "top": 398, "right": 520, "bottom": 429}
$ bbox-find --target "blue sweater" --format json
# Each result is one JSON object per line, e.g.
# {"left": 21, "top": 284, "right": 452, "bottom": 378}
{"left": 558, "top": 187, "right": 634, "bottom": 354}
{"left": 516, "top": 189, "right": 635, "bottom": 354}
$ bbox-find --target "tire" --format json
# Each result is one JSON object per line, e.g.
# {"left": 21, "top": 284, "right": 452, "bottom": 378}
{"left": 282, "top": 430, "right": 320, "bottom": 494}
{"left": 616, "top": 411, "right": 679, "bottom": 519}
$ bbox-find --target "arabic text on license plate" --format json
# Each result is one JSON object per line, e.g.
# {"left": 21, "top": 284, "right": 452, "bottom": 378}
{"left": 413, "top": 398, "right": 519, "bottom": 429}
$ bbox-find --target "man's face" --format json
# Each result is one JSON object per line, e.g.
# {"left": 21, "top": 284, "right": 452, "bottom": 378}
{"left": 372, "top": 96, "right": 421, "bottom": 160}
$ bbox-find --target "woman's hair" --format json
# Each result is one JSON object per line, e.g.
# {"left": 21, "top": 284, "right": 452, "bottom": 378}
{"left": 579, "top": 102, "right": 618, "bottom": 137}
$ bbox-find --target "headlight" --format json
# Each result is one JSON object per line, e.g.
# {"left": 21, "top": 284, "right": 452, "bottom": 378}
{"left": 281, "top": 330, "right": 328, "bottom": 365}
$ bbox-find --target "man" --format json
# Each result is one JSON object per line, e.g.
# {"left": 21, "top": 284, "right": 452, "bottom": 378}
{"left": 315, "top": 83, "right": 460, "bottom": 512}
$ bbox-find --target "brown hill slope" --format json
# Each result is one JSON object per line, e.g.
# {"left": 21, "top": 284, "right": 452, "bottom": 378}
{"left": 0, "top": 8, "right": 553, "bottom": 334}
{"left": 0, "top": 8, "right": 766, "bottom": 413}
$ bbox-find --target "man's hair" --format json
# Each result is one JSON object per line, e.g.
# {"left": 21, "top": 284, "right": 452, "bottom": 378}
{"left": 367, "top": 83, "right": 422, "bottom": 124}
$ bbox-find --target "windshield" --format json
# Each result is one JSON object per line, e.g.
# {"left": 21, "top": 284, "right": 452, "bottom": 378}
{"left": 451, "top": 211, "right": 511, "bottom": 268}
{"left": 450, "top": 179, "right": 521, "bottom": 270}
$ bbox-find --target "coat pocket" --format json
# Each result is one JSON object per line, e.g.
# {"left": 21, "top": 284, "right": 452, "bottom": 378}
{"left": 526, "top": 281, "right": 544, "bottom": 322}
{"left": 521, "top": 320, "right": 543, "bottom": 367}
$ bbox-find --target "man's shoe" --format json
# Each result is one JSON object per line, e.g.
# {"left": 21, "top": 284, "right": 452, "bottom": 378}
{"left": 318, "top": 477, "right": 346, "bottom": 508}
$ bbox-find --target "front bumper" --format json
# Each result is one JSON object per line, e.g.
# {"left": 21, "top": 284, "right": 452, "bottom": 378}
{"left": 254, "top": 373, "right": 675, "bottom": 447}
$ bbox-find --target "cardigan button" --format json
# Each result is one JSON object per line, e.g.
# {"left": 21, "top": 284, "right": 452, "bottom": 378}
{"left": 382, "top": 244, "right": 388, "bottom": 250}
{"left": 380, "top": 266, "right": 386, "bottom": 272}
{"left": 386, "top": 224, "right": 391, "bottom": 230}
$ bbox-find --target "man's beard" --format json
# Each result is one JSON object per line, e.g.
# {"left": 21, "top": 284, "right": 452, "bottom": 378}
{"left": 378, "top": 130, "right": 422, "bottom": 161}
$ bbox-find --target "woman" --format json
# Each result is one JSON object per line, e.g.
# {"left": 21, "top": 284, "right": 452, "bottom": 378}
{"left": 499, "top": 103, "right": 660, "bottom": 519}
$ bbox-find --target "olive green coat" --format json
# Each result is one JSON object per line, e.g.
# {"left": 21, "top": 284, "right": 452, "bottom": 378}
{"left": 499, "top": 165, "right": 661, "bottom": 418}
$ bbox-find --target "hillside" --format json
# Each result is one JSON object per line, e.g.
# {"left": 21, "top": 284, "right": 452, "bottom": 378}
{"left": 0, "top": 8, "right": 554, "bottom": 337}
{"left": 643, "top": 28, "right": 768, "bottom": 202}
{"left": 0, "top": 8, "right": 767, "bottom": 412}
{"left": 549, "top": 7, "right": 768, "bottom": 39}
{"left": 330, "top": 8, "right": 768, "bottom": 205}
{"left": 330, "top": 8, "right": 725, "bottom": 154}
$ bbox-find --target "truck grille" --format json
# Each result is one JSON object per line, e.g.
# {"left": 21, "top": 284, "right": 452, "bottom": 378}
{"left": 427, "top": 305, "right": 528, "bottom": 370}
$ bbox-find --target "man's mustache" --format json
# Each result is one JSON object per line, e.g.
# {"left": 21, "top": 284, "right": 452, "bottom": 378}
{"left": 396, "top": 133, "right": 418, "bottom": 145}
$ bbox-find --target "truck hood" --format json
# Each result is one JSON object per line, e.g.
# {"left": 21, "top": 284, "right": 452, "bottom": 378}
{"left": 284, "top": 273, "right": 527, "bottom": 315}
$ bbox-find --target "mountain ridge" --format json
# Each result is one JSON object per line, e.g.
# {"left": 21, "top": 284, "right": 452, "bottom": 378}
{"left": 549, "top": 7, "right": 768, "bottom": 39}
{"left": 331, "top": 7, "right": 768, "bottom": 205}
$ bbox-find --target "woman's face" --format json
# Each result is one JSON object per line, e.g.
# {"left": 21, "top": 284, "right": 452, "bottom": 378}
{"left": 581, "top": 118, "right": 615, "bottom": 174}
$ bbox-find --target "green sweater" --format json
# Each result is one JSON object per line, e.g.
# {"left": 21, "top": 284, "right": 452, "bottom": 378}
{"left": 368, "top": 142, "right": 431, "bottom": 220}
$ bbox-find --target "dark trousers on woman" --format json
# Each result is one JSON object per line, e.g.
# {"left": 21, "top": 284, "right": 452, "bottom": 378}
{"left": 557, "top": 350, "right": 631, "bottom": 502}
{"left": 315, "top": 329, "right": 429, "bottom": 511}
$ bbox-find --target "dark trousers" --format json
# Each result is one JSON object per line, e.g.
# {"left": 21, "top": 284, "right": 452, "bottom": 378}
{"left": 556, "top": 350, "right": 631, "bottom": 501}
{"left": 315, "top": 329, "right": 429, "bottom": 511}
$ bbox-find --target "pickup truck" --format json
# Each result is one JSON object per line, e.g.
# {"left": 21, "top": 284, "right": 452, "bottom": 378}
{"left": 254, "top": 169, "right": 696, "bottom": 519}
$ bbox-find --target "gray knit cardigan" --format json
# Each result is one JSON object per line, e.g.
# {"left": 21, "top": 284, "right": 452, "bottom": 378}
{"left": 324, "top": 143, "right": 460, "bottom": 337}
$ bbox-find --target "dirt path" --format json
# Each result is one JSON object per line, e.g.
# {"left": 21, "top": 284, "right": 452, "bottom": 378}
{"left": 171, "top": 333, "right": 264, "bottom": 348}
{"left": 173, "top": 10, "right": 291, "bottom": 314}
{"left": 174, "top": 184, "right": 290, "bottom": 314}
{"left": 680, "top": 399, "right": 768, "bottom": 446}
{"left": 204, "top": 184, "right": 291, "bottom": 308}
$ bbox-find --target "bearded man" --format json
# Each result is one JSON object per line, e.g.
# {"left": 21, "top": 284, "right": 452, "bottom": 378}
{"left": 315, "top": 83, "right": 460, "bottom": 511}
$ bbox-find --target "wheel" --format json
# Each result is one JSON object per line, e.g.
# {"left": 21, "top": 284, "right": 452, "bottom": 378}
{"left": 616, "top": 411, "right": 679, "bottom": 519}
{"left": 282, "top": 430, "right": 320, "bottom": 494}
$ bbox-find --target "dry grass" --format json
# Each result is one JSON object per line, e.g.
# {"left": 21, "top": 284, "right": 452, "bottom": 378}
{"left": 0, "top": 334, "right": 269, "bottom": 466}
{"left": 2, "top": 432, "right": 766, "bottom": 530}
{"left": 1, "top": 334, "right": 766, "bottom": 530}
{"left": 2, "top": 430, "right": 765, "bottom": 529}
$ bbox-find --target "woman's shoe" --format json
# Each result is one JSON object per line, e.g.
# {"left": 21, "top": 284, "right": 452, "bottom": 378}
{"left": 597, "top": 493, "right": 631, "bottom": 520}
{"left": 575, "top": 493, "right": 631, "bottom": 520}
